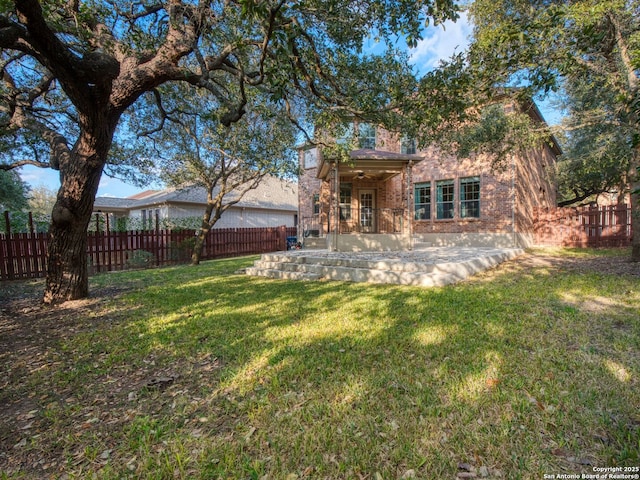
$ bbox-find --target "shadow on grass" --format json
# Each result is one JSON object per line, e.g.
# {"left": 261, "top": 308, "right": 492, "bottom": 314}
{"left": 2, "top": 254, "right": 638, "bottom": 479}
{"left": 109, "top": 258, "right": 639, "bottom": 477}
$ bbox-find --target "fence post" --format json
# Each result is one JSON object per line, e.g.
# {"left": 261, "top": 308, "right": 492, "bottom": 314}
{"left": 278, "top": 225, "right": 287, "bottom": 251}
{"left": 4, "top": 211, "right": 15, "bottom": 280}
{"left": 3, "top": 210, "right": 10, "bottom": 235}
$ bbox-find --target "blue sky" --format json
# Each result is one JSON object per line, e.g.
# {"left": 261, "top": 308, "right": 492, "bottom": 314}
{"left": 19, "top": 165, "right": 145, "bottom": 198}
{"left": 19, "top": 12, "right": 560, "bottom": 198}
{"left": 409, "top": 11, "right": 473, "bottom": 73}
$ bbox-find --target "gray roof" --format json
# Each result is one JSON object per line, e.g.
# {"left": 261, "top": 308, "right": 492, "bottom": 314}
{"left": 94, "top": 175, "right": 298, "bottom": 212}
{"left": 93, "top": 196, "right": 137, "bottom": 211}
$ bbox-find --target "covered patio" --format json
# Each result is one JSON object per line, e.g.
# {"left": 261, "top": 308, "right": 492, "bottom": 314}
{"left": 308, "top": 148, "right": 424, "bottom": 252}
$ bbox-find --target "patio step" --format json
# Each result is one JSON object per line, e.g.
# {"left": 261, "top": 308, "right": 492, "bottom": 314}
{"left": 244, "top": 267, "right": 322, "bottom": 281}
{"left": 246, "top": 249, "right": 523, "bottom": 287}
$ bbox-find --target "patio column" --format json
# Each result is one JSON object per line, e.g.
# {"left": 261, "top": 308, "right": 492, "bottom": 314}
{"left": 406, "top": 160, "right": 414, "bottom": 250}
{"left": 336, "top": 162, "right": 340, "bottom": 252}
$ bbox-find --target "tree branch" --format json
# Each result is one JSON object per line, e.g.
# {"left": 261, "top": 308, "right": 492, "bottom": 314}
{"left": 14, "top": 0, "right": 119, "bottom": 95}
{"left": 606, "top": 10, "right": 639, "bottom": 94}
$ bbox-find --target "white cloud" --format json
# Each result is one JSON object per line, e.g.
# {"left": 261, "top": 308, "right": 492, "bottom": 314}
{"left": 19, "top": 165, "right": 60, "bottom": 189}
{"left": 409, "top": 11, "right": 472, "bottom": 75}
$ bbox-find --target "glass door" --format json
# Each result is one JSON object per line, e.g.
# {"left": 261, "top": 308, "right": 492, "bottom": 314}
{"left": 359, "top": 190, "right": 375, "bottom": 233}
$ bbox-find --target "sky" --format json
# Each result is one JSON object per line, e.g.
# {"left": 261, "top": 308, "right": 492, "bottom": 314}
{"left": 18, "top": 11, "right": 560, "bottom": 199}
{"left": 409, "top": 11, "right": 473, "bottom": 73}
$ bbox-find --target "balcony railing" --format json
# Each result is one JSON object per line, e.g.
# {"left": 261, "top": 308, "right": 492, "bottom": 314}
{"left": 302, "top": 215, "right": 324, "bottom": 237}
{"left": 338, "top": 208, "right": 404, "bottom": 234}
{"left": 303, "top": 208, "right": 405, "bottom": 236}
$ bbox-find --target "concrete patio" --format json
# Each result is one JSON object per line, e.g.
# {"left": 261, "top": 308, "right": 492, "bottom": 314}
{"left": 245, "top": 247, "right": 524, "bottom": 287}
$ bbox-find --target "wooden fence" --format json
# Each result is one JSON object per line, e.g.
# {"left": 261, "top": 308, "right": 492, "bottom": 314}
{"left": 533, "top": 204, "right": 632, "bottom": 247}
{"left": 1, "top": 224, "right": 296, "bottom": 281}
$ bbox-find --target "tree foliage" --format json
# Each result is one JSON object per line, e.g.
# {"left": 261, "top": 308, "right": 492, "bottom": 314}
{"left": 142, "top": 83, "right": 298, "bottom": 264}
{"left": 0, "top": 168, "right": 29, "bottom": 212}
{"left": 0, "top": 0, "right": 458, "bottom": 303}
{"left": 556, "top": 73, "right": 634, "bottom": 206}
{"left": 420, "top": 0, "right": 640, "bottom": 259}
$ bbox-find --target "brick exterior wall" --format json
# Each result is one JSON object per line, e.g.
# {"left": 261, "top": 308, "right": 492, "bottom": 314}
{"left": 298, "top": 121, "right": 558, "bottom": 237}
{"left": 515, "top": 145, "right": 557, "bottom": 233}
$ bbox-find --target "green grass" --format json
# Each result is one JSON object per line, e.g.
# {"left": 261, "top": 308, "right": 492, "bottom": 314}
{"left": 1, "top": 249, "right": 639, "bottom": 479}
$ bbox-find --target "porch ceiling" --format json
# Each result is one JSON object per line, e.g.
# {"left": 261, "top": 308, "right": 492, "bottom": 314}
{"left": 317, "top": 148, "right": 424, "bottom": 180}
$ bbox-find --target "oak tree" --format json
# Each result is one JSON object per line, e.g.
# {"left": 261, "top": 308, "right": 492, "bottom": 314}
{"left": 0, "top": 0, "right": 457, "bottom": 303}
{"left": 144, "top": 84, "right": 297, "bottom": 264}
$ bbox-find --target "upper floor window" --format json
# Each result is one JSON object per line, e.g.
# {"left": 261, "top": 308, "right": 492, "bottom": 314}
{"left": 436, "top": 180, "right": 455, "bottom": 219}
{"left": 414, "top": 182, "right": 431, "bottom": 220}
{"left": 304, "top": 148, "right": 318, "bottom": 169}
{"left": 401, "top": 136, "right": 417, "bottom": 154}
{"left": 460, "top": 176, "right": 481, "bottom": 218}
{"left": 358, "top": 123, "right": 376, "bottom": 149}
{"left": 336, "top": 123, "right": 354, "bottom": 145}
{"left": 312, "top": 194, "right": 320, "bottom": 215}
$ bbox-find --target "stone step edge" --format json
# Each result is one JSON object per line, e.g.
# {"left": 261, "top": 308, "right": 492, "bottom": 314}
{"left": 246, "top": 250, "right": 523, "bottom": 286}
{"left": 244, "top": 267, "right": 321, "bottom": 281}
{"left": 246, "top": 265, "right": 461, "bottom": 287}
{"left": 258, "top": 249, "right": 522, "bottom": 275}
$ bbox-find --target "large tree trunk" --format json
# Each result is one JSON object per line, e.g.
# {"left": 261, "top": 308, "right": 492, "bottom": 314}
{"left": 191, "top": 203, "right": 216, "bottom": 266}
{"left": 43, "top": 123, "right": 115, "bottom": 304}
{"left": 631, "top": 147, "right": 640, "bottom": 262}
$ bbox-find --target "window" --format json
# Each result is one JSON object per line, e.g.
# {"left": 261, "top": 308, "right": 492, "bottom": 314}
{"left": 336, "top": 123, "right": 354, "bottom": 145}
{"left": 401, "top": 136, "right": 417, "bottom": 154}
{"left": 304, "top": 148, "right": 318, "bottom": 169}
{"left": 358, "top": 123, "right": 376, "bottom": 149}
{"left": 414, "top": 182, "right": 431, "bottom": 220}
{"left": 339, "top": 183, "right": 352, "bottom": 220}
{"left": 312, "top": 194, "right": 320, "bottom": 215}
{"left": 436, "top": 180, "right": 455, "bottom": 219}
{"left": 144, "top": 209, "right": 157, "bottom": 229}
{"left": 460, "top": 176, "right": 481, "bottom": 218}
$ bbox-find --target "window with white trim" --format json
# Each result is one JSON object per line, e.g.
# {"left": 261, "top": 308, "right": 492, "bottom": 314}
{"left": 401, "top": 136, "right": 417, "bottom": 154}
{"left": 304, "top": 148, "right": 318, "bottom": 169}
{"left": 358, "top": 123, "right": 376, "bottom": 149}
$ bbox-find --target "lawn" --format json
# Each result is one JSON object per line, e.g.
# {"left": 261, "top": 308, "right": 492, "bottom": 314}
{"left": 0, "top": 248, "right": 638, "bottom": 479}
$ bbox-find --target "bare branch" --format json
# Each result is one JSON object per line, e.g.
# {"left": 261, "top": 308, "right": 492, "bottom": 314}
{"left": 0, "top": 158, "right": 51, "bottom": 170}
{"left": 606, "top": 11, "right": 639, "bottom": 94}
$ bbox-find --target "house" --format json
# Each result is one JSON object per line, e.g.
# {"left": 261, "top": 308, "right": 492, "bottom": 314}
{"left": 298, "top": 101, "right": 560, "bottom": 251}
{"left": 93, "top": 175, "right": 298, "bottom": 230}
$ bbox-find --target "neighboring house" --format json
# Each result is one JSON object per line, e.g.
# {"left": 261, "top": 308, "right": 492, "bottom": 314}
{"left": 93, "top": 175, "right": 298, "bottom": 230}
{"left": 298, "top": 101, "right": 561, "bottom": 250}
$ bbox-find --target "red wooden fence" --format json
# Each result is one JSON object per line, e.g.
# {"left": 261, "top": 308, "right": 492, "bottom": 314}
{"left": 1, "top": 225, "right": 296, "bottom": 281}
{"left": 533, "top": 204, "right": 632, "bottom": 247}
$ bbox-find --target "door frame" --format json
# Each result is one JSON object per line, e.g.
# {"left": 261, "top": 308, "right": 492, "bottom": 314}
{"left": 359, "top": 189, "right": 376, "bottom": 233}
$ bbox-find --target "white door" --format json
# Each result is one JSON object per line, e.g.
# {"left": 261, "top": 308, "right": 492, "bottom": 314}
{"left": 360, "top": 190, "right": 375, "bottom": 233}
